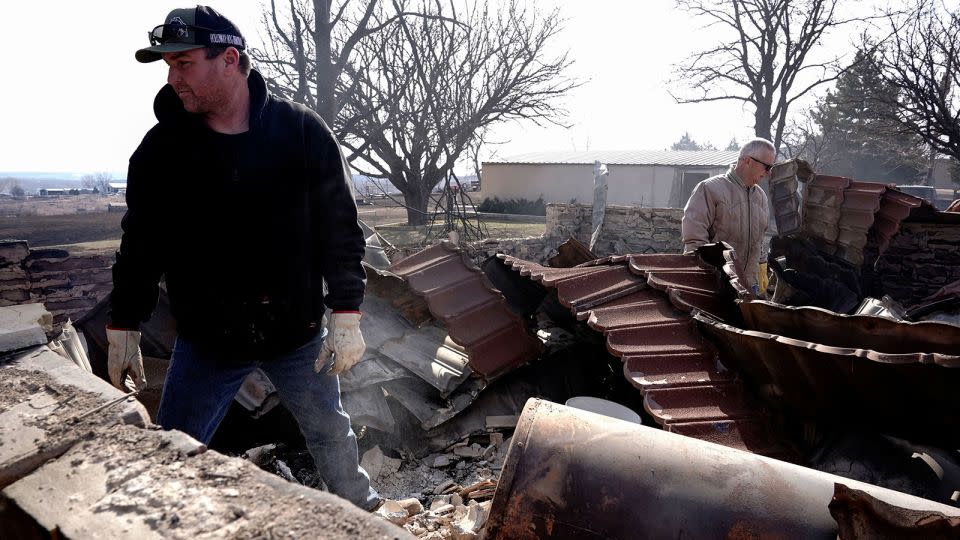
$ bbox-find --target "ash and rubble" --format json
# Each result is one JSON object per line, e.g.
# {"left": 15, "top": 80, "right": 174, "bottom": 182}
{"left": 4, "top": 161, "right": 960, "bottom": 537}
{"left": 236, "top": 422, "right": 513, "bottom": 539}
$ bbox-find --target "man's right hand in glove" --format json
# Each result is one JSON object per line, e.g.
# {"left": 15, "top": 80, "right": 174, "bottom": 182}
{"left": 106, "top": 327, "right": 146, "bottom": 391}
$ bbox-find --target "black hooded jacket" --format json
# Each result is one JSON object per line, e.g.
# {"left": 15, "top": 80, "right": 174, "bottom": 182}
{"left": 110, "top": 69, "right": 365, "bottom": 357}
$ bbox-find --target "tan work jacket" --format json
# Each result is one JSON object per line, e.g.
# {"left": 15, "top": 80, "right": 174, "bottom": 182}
{"left": 681, "top": 167, "right": 769, "bottom": 290}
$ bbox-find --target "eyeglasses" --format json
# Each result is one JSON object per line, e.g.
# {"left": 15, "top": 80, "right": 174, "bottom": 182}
{"left": 148, "top": 22, "right": 245, "bottom": 49}
{"left": 150, "top": 22, "right": 196, "bottom": 46}
{"left": 747, "top": 156, "right": 773, "bottom": 172}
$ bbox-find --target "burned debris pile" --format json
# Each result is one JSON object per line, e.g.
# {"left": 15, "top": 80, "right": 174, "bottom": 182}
{"left": 3, "top": 156, "right": 960, "bottom": 538}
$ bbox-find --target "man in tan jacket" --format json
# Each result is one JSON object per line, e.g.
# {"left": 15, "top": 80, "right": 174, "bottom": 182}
{"left": 681, "top": 138, "right": 774, "bottom": 293}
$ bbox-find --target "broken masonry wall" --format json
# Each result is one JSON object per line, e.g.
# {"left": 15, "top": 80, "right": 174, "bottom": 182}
{"left": 480, "top": 204, "right": 684, "bottom": 263}
{"left": 0, "top": 240, "right": 114, "bottom": 330}
{"left": 0, "top": 346, "right": 411, "bottom": 539}
{"left": 874, "top": 222, "right": 960, "bottom": 305}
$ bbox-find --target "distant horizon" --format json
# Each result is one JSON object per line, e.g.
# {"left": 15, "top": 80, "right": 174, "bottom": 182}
{"left": 0, "top": 172, "right": 124, "bottom": 181}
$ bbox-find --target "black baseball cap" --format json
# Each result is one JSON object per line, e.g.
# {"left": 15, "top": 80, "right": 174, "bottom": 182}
{"left": 136, "top": 5, "right": 245, "bottom": 63}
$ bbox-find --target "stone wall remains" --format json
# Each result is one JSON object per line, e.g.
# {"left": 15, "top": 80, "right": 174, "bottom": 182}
{"left": 0, "top": 240, "right": 113, "bottom": 328}
{"left": 475, "top": 203, "right": 684, "bottom": 263}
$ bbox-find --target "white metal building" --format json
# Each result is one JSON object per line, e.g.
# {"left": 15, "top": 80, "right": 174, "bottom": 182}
{"left": 480, "top": 150, "right": 739, "bottom": 208}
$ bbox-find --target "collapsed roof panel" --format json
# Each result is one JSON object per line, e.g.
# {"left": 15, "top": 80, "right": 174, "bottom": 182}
{"left": 739, "top": 300, "right": 960, "bottom": 355}
{"left": 388, "top": 242, "right": 542, "bottom": 378}
{"left": 803, "top": 174, "right": 850, "bottom": 253}
{"left": 693, "top": 308, "right": 960, "bottom": 445}
{"left": 868, "top": 187, "right": 939, "bottom": 259}
{"left": 546, "top": 237, "right": 596, "bottom": 268}
{"left": 494, "top": 247, "right": 790, "bottom": 457}
{"left": 767, "top": 160, "right": 807, "bottom": 236}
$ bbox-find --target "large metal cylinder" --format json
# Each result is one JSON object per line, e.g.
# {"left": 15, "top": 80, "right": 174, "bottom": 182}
{"left": 484, "top": 398, "right": 960, "bottom": 539}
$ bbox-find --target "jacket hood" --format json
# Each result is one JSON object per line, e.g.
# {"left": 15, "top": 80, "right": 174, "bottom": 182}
{"left": 153, "top": 68, "right": 269, "bottom": 127}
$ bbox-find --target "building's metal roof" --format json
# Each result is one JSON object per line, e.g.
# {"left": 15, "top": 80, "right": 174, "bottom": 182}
{"left": 388, "top": 242, "right": 542, "bottom": 378}
{"left": 494, "top": 245, "right": 796, "bottom": 458}
{"left": 485, "top": 150, "right": 739, "bottom": 167}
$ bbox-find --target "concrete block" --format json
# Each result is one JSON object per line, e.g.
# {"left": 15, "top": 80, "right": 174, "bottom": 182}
{"left": 0, "top": 424, "right": 412, "bottom": 539}
{"left": 0, "top": 304, "right": 52, "bottom": 354}
{"left": 0, "top": 347, "right": 150, "bottom": 489}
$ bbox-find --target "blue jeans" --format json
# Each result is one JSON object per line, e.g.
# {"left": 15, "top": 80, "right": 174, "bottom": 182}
{"left": 156, "top": 332, "right": 380, "bottom": 510}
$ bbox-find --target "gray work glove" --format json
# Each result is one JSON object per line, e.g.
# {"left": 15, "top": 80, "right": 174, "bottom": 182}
{"left": 106, "top": 327, "right": 146, "bottom": 391}
{"left": 315, "top": 312, "right": 366, "bottom": 376}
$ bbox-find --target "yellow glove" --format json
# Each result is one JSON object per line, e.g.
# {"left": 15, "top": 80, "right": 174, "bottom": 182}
{"left": 106, "top": 327, "right": 146, "bottom": 391}
{"left": 315, "top": 312, "right": 365, "bottom": 376}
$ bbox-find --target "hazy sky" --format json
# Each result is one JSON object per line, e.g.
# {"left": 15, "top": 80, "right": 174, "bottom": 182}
{"left": 0, "top": 1, "right": 853, "bottom": 176}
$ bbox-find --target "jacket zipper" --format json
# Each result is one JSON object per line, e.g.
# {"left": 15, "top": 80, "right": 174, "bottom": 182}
{"left": 745, "top": 185, "right": 752, "bottom": 275}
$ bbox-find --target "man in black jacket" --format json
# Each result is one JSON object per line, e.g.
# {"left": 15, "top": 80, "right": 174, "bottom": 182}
{"left": 107, "top": 6, "right": 380, "bottom": 510}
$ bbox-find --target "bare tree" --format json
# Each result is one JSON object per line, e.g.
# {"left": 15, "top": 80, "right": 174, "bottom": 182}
{"left": 9, "top": 182, "right": 25, "bottom": 198}
{"left": 870, "top": 2, "right": 960, "bottom": 162}
{"left": 81, "top": 172, "right": 113, "bottom": 195}
{"left": 339, "top": 0, "right": 575, "bottom": 225}
{"left": 781, "top": 111, "right": 830, "bottom": 168}
{"left": 671, "top": 0, "right": 869, "bottom": 150}
{"left": 252, "top": 0, "right": 450, "bottom": 127}
{"left": 254, "top": 0, "right": 576, "bottom": 225}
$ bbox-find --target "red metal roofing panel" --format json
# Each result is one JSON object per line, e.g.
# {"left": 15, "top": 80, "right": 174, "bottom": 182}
{"left": 739, "top": 300, "right": 960, "bottom": 356}
{"left": 667, "top": 288, "right": 732, "bottom": 318}
{"left": 623, "top": 351, "right": 733, "bottom": 390}
{"left": 547, "top": 237, "right": 596, "bottom": 268}
{"left": 833, "top": 181, "right": 888, "bottom": 265}
{"left": 624, "top": 253, "right": 707, "bottom": 274}
{"left": 586, "top": 298, "right": 680, "bottom": 332}
{"left": 867, "top": 187, "right": 935, "bottom": 258}
{"left": 643, "top": 383, "right": 762, "bottom": 424}
{"left": 693, "top": 309, "right": 960, "bottom": 445}
{"left": 605, "top": 321, "right": 711, "bottom": 357}
{"left": 646, "top": 270, "right": 723, "bottom": 295}
{"left": 551, "top": 266, "right": 646, "bottom": 311}
{"left": 665, "top": 419, "right": 798, "bottom": 460}
{"left": 499, "top": 244, "right": 786, "bottom": 456}
{"left": 568, "top": 289, "right": 661, "bottom": 321}
{"left": 803, "top": 175, "right": 852, "bottom": 253}
{"left": 389, "top": 243, "right": 542, "bottom": 378}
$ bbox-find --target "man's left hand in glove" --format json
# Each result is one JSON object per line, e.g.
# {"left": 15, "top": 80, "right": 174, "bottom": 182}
{"left": 314, "top": 311, "right": 366, "bottom": 375}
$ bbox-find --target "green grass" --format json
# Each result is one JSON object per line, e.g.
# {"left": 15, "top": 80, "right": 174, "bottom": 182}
{"left": 377, "top": 219, "right": 545, "bottom": 248}
{"left": 0, "top": 212, "right": 123, "bottom": 247}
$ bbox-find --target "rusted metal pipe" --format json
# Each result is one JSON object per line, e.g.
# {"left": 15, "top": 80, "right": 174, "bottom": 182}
{"left": 484, "top": 398, "right": 960, "bottom": 539}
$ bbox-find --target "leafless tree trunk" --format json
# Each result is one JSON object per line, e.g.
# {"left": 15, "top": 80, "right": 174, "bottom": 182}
{"left": 671, "top": 0, "right": 868, "bottom": 150}
{"left": 870, "top": 2, "right": 960, "bottom": 163}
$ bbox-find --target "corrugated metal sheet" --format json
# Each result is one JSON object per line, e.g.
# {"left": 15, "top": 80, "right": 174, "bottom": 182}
{"left": 794, "top": 174, "right": 937, "bottom": 268}
{"left": 485, "top": 150, "right": 739, "bottom": 167}
{"left": 694, "top": 304, "right": 960, "bottom": 445}
{"left": 835, "top": 181, "right": 887, "bottom": 265}
{"left": 547, "top": 237, "right": 596, "bottom": 268}
{"left": 740, "top": 299, "right": 960, "bottom": 355}
{"left": 803, "top": 175, "right": 851, "bottom": 255}
{"left": 768, "top": 159, "right": 810, "bottom": 236}
{"left": 496, "top": 246, "right": 793, "bottom": 457}
{"left": 866, "top": 186, "right": 938, "bottom": 261}
{"left": 388, "top": 242, "right": 542, "bottom": 378}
